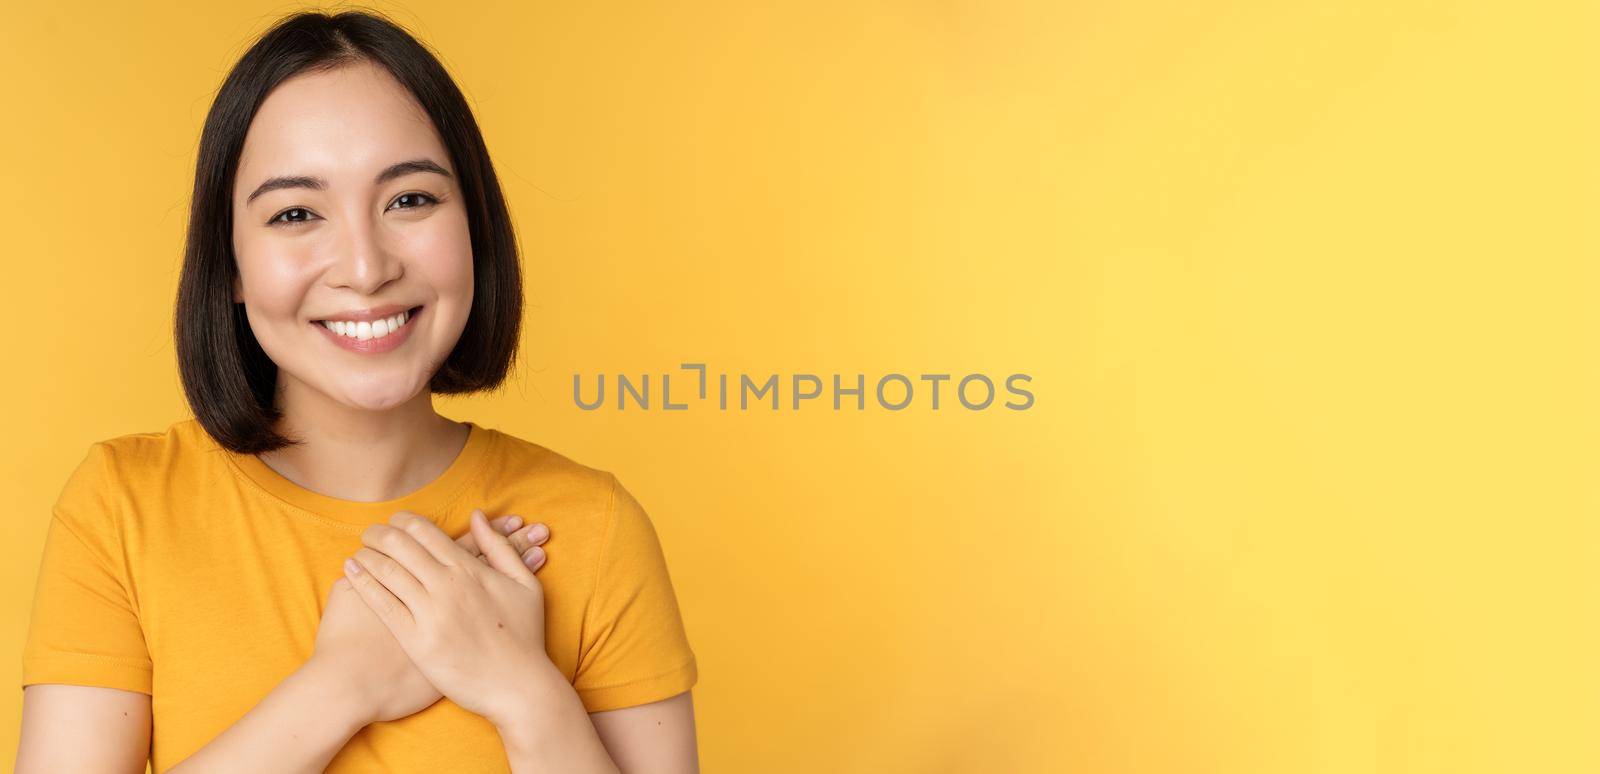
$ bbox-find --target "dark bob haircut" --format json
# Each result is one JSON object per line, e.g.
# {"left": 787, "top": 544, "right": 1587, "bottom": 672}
{"left": 176, "top": 9, "right": 521, "bottom": 455}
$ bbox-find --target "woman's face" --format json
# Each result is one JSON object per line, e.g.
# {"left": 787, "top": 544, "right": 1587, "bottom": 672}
{"left": 230, "top": 59, "right": 473, "bottom": 414}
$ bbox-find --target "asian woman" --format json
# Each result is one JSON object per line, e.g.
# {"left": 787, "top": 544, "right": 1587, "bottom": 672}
{"left": 16, "top": 10, "right": 698, "bottom": 773}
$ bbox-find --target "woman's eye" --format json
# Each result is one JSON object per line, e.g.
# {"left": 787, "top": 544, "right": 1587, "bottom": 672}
{"left": 266, "top": 194, "right": 437, "bottom": 228}
{"left": 389, "top": 192, "right": 440, "bottom": 210}
{"left": 268, "top": 207, "right": 318, "bottom": 227}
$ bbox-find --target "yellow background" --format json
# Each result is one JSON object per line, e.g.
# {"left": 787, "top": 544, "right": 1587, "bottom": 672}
{"left": 2, "top": 1, "right": 1595, "bottom": 771}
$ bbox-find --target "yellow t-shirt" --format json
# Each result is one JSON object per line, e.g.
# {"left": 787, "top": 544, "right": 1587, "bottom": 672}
{"left": 21, "top": 418, "right": 697, "bottom": 772}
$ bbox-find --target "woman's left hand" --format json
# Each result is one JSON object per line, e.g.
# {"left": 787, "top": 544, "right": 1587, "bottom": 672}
{"left": 343, "top": 509, "right": 559, "bottom": 728}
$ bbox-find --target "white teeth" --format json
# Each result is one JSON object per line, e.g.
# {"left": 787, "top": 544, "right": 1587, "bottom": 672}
{"left": 320, "top": 312, "right": 410, "bottom": 340}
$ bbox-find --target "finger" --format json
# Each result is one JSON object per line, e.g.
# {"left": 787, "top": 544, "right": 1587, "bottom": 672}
{"left": 513, "top": 526, "right": 550, "bottom": 572}
{"left": 505, "top": 522, "right": 551, "bottom": 557}
{"left": 523, "top": 544, "right": 547, "bottom": 573}
{"left": 469, "top": 509, "right": 538, "bottom": 589}
{"left": 362, "top": 522, "right": 449, "bottom": 587}
{"left": 344, "top": 554, "right": 415, "bottom": 636}
{"left": 457, "top": 515, "right": 523, "bottom": 561}
{"left": 352, "top": 546, "right": 429, "bottom": 615}
{"left": 389, "top": 512, "right": 475, "bottom": 569}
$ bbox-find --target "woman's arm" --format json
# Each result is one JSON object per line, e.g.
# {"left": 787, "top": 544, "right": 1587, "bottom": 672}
{"left": 165, "top": 517, "right": 542, "bottom": 773}
{"left": 18, "top": 661, "right": 374, "bottom": 774}
{"left": 493, "top": 659, "right": 620, "bottom": 774}
{"left": 164, "top": 656, "right": 372, "bottom": 774}
{"left": 494, "top": 672, "right": 698, "bottom": 774}
{"left": 15, "top": 684, "right": 152, "bottom": 773}
{"left": 589, "top": 692, "right": 699, "bottom": 774}
{"left": 16, "top": 516, "right": 541, "bottom": 774}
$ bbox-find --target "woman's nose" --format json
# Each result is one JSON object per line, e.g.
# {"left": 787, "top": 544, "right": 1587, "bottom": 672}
{"left": 327, "top": 220, "right": 403, "bottom": 294}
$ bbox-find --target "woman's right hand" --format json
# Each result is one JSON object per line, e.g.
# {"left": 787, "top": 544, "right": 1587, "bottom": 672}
{"left": 307, "top": 514, "right": 551, "bottom": 725}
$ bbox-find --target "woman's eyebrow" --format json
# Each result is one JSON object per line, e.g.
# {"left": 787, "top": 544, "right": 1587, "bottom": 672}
{"left": 244, "top": 158, "right": 454, "bottom": 204}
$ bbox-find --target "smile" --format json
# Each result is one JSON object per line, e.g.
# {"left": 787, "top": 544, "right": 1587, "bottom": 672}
{"left": 311, "top": 305, "right": 423, "bottom": 354}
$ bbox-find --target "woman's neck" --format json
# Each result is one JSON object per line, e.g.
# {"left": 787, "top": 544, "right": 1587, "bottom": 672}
{"left": 254, "top": 376, "right": 471, "bottom": 504}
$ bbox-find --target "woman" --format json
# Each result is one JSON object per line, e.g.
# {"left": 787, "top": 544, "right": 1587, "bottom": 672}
{"left": 16, "top": 10, "right": 698, "bottom": 773}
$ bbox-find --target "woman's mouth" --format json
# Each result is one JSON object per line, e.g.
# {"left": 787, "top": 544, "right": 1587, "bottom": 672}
{"left": 311, "top": 305, "right": 423, "bottom": 354}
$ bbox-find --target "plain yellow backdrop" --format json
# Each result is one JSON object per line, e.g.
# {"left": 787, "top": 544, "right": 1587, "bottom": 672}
{"left": 2, "top": 1, "right": 1596, "bottom": 771}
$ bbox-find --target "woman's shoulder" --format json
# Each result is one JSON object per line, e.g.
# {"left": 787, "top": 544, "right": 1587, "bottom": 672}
{"left": 478, "top": 426, "right": 625, "bottom": 505}
{"left": 52, "top": 419, "right": 211, "bottom": 530}
{"left": 78, "top": 418, "right": 216, "bottom": 474}
{"left": 481, "top": 425, "right": 615, "bottom": 482}
{"left": 476, "top": 428, "right": 668, "bottom": 566}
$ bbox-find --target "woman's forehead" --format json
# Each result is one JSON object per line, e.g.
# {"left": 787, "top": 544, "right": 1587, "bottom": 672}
{"left": 235, "top": 61, "right": 448, "bottom": 192}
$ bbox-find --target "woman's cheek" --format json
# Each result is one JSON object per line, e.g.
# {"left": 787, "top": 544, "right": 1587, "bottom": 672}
{"left": 232, "top": 240, "right": 324, "bottom": 373}
{"left": 414, "top": 214, "right": 475, "bottom": 338}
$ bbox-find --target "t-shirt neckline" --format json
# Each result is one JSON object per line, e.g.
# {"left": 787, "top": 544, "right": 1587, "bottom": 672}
{"left": 221, "top": 420, "right": 495, "bottom": 527}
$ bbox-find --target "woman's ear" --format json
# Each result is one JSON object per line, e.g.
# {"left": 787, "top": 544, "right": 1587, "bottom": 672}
{"left": 232, "top": 276, "right": 243, "bottom": 303}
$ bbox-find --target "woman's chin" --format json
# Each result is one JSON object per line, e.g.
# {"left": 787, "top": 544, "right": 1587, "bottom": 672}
{"left": 326, "top": 381, "right": 426, "bottom": 413}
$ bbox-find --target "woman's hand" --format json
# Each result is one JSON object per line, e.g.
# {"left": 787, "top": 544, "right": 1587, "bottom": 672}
{"left": 311, "top": 515, "right": 549, "bottom": 725}
{"left": 309, "top": 574, "right": 437, "bottom": 725}
{"left": 459, "top": 514, "right": 550, "bottom": 572}
{"left": 342, "top": 510, "right": 557, "bottom": 729}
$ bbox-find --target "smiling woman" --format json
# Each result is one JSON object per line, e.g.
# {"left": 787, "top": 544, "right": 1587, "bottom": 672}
{"left": 16, "top": 10, "right": 699, "bottom": 774}
{"left": 207, "top": 49, "right": 493, "bottom": 447}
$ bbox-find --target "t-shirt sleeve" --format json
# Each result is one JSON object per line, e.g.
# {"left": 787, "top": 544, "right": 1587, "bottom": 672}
{"left": 571, "top": 473, "right": 698, "bottom": 713}
{"left": 21, "top": 443, "right": 153, "bottom": 695}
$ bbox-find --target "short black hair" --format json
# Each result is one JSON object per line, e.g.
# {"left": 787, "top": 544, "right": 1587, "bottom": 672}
{"left": 175, "top": 9, "right": 522, "bottom": 455}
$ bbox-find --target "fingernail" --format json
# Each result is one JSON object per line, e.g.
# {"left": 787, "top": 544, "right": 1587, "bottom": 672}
{"left": 504, "top": 515, "right": 523, "bottom": 532}
{"left": 525, "top": 523, "right": 549, "bottom": 541}
{"left": 344, "top": 558, "right": 362, "bottom": 576}
{"left": 522, "top": 546, "right": 544, "bottom": 567}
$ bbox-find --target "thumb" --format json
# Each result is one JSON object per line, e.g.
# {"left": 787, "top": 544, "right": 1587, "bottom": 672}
{"left": 469, "top": 509, "right": 538, "bottom": 589}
